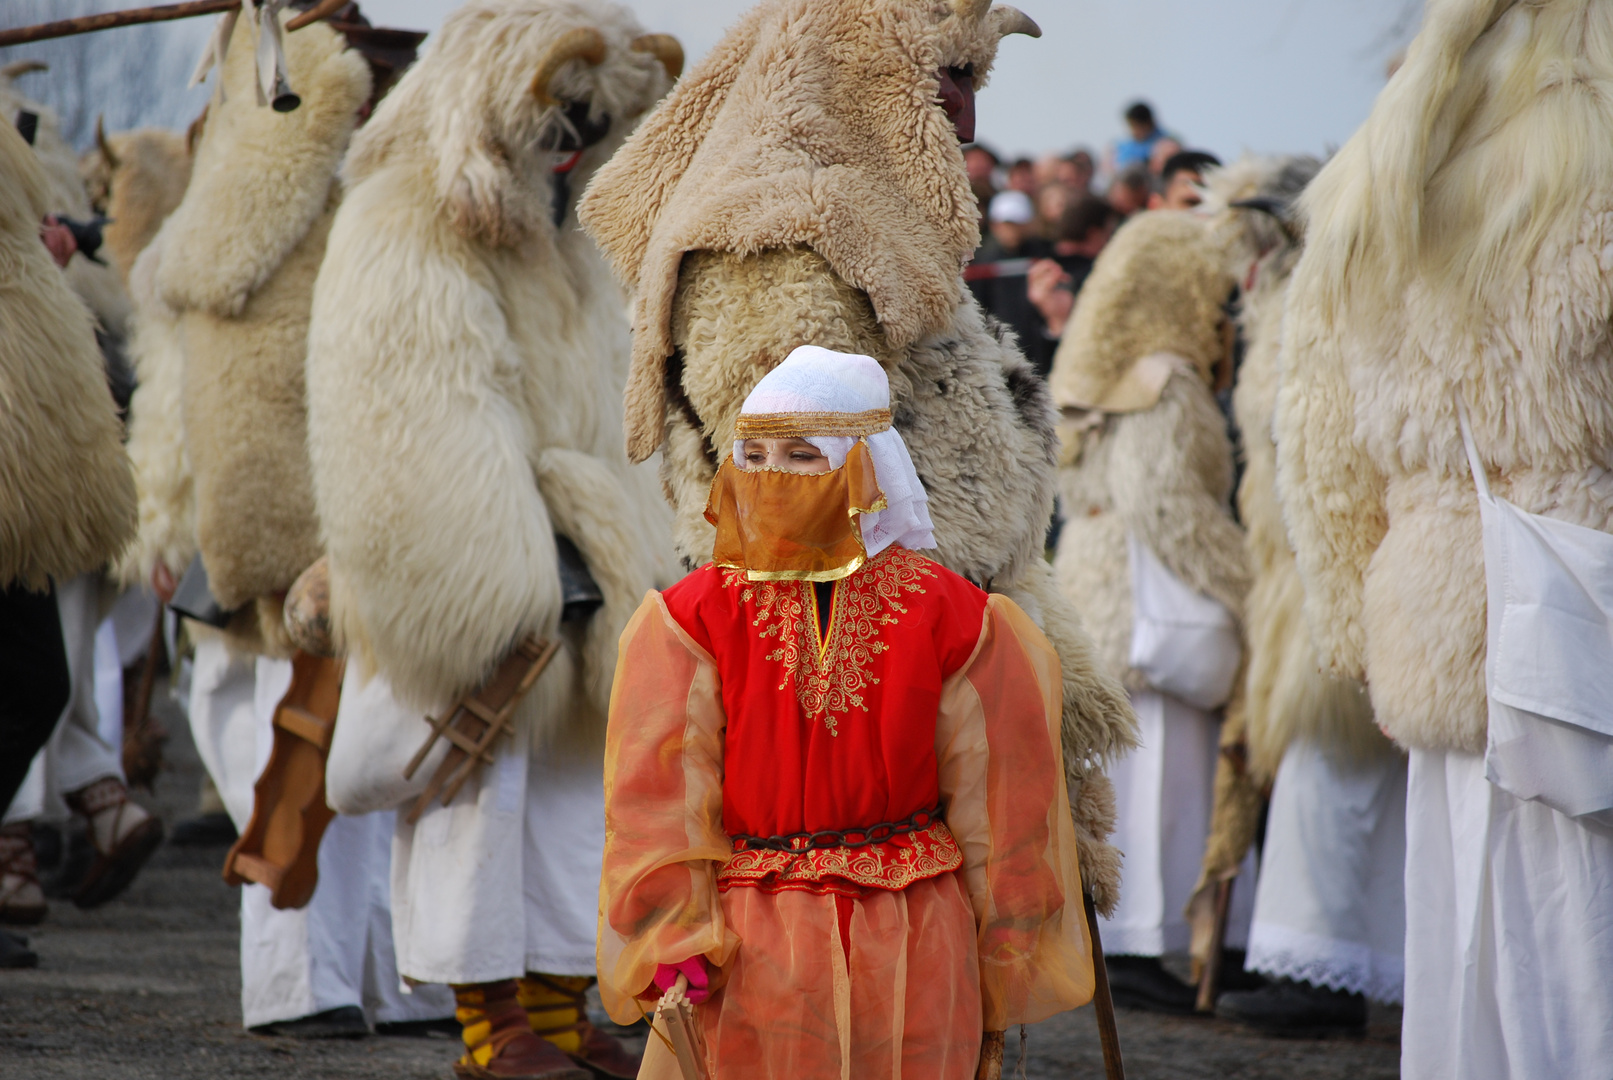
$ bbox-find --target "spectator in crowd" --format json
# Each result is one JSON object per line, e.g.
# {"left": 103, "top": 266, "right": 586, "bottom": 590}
{"left": 1006, "top": 155, "right": 1037, "bottom": 195}
{"left": 964, "top": 142, "right": 1000, "bottom": 242}
{"left": 1024, "top": 195, "right": 1120, "bottom": 373}
{"left": 1108, "top": 100, "right": 1171, "bottom": 175}
{"left": 1108, "top": 165, "right": 1152, "bottom": 218}
{"left": 977, "top": 189, "right": 1048, "bottom": 263}
{"left": 1150, "top": 150, "right": 1220, "bottom": 210}
{"left": 1035, "top": 182, "right": 1073, "bottom": 239}
{"left": 1057, "top": 148, "right": 1096, "bottom": 195}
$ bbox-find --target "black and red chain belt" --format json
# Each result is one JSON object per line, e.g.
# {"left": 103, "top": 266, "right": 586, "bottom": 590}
{"left": 729, "top": 804, "right": 945, "bottom": 853}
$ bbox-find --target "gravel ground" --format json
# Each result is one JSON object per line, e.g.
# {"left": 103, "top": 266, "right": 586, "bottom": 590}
{"left": 0, "top": 679, "right": 1401, "bottom": 1079}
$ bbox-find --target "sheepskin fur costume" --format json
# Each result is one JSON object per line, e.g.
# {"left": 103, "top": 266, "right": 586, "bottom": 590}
{"left": 1278, "top": 0, "right": 1613, "bottom": 753}
{"left": 306, "top": 0, "right": 680, "bottom": 751}
{"left": 1050, "top": 210, "right": 1248, "bottom": 688}
{"left": 0, "top": 119, "right": 135, "bottom": 589}
{"left": 82, "top": 127, "right": 193, "bottom": 286}
{"left": 1, "top": 62, "right": 133, "bottom": 342}
{"left": 1202, "top": 157, "right": 1387, "bottom": 782}
{"left": 155, "top": 12, "right": 370, "bottom": 650}
{"left": 579, "top": 0, "right": 1136, "bottom": 911}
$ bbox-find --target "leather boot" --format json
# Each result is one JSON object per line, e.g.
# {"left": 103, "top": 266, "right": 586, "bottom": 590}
{"left": 453, "top": 980, "right": 590, "bottom": 1080}
{"left": 1104, "top": 954, "right": 1198, "bottom": 1015}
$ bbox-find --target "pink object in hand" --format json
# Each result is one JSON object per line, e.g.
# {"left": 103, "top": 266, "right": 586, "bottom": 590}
{"left": 653, "top": 957, "right": 710, "bottom": 1004}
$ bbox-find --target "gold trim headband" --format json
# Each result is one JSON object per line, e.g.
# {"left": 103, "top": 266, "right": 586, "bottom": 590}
{"left": 733, "top": 408, "right": 892, "bottom": 440}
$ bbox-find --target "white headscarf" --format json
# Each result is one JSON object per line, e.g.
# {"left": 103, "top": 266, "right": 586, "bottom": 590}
{"left": 734, "top": 346, "right": 936, "bottom": 559}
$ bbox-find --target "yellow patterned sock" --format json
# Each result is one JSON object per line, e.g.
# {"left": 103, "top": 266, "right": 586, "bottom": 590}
{"left": 453, "top": 980, "right": 523, "bottom": 1067}
{"left": 517, "top": 973, "right": 592, "bottom": 1055}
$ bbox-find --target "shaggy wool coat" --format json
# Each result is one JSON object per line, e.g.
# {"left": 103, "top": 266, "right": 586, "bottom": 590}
{"left": 1200, "top": 158, "right": 1386, "bottom": 782}
{"left": 153, "top": 13, "right": 369, "bottom": 652}
{"left": 1277, "top": 0, "right": 1613, "bottom": 753}
{"left": 306, "top": 0, "right": 679, "bottom": 750}
{"left": 0, "top": 119, "right": 135, "bottom": 589}
{"left": 580, "top": 0, "right": 1135, "bottom": 911}
{"left": 1050, "top": 210, "right": 1249, "bottom": 690}
{"left": 82, "top": 128, "right": 193, "bottom": 286}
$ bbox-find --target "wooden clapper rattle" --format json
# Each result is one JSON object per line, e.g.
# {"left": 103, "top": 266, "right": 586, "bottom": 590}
{"left": 644, "top": 973, "right": 710, "bottom": 1080}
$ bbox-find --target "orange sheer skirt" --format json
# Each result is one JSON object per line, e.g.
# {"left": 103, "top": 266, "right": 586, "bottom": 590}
{"left": 639, "top": 874, "right": 983, "bottom": 1080}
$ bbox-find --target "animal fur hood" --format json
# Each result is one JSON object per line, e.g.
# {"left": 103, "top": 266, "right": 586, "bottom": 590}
{"left": 157, "top": 11, "right": 369, "bottom": 638}
{"left": 0, "top": 119, "right": 135, "bottom": 588}
{"left": 82, "top": 127, "right": 193, "bottom": 285}
{"left": 579, "top": 0, "right": 1039, "bottom": 463}
{"left": 307, "top": 0, "right": 679, "bottom": 731}
{"left": 1051, "top": 209, "right": 1247, "bottom": 688}
{"left": 1050, "top": 211, "right": 1229, "bottom": 415}
{"left": 1201, "top": 156, "right": 1385, "bottom": 780}
{"left": 1278, "top": 0, "right": 1613, "bottom": 752}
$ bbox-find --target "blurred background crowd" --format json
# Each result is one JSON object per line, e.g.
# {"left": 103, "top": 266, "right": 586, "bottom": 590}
{"left": 965, "top": 100, "right": 1221, "bottom": 378}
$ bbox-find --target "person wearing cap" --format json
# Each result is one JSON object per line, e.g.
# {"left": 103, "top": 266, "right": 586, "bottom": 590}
{"left": 976, "top": 188, "right": 1048, "bottom": 265}
{"left": 597, "top": 347, "right": 1094, "bottom": 1079}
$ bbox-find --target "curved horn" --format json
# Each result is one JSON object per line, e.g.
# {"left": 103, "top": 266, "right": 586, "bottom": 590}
{"left": 95, "top": 115, "right": 120, "bottom": 170}
{"left": 991, "top": 6, "right": 1041, "bottom": 38}
{"left": 630, "top": 33, "right": 683, "bottom": 81}
{"left": 2, "top": 60, "right": 49, "bottom": 80}
{"left": 530, "top": 27, "right": 607, "bottom": 108}
{"left": 286, "top": 0, "right": 349, "bottom": 32}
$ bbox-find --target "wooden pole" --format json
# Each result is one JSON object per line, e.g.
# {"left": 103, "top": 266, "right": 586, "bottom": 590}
{"left": 0, "top": 1, "right": 238, "bottom": 48}
{"left": 121, "top": 604, "right": 167, "bottom": 791}
{"left": 0, "top": 0, "right": 346, "bottom": 49}
{"left": 1083, "top": 891, "right": 1126, "bottom": 1080}
{"left": 1195, "top": 877, "right": 1235, "bottom": 1012}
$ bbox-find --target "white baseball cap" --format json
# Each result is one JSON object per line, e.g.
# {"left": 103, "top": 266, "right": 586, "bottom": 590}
{"left": 988, "top": 189, "right": 1035, "bottom": 225}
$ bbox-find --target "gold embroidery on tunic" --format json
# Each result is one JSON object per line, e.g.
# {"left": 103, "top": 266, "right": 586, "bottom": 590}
{"left": 718, "top": 820, "right": 962, "bottom": 893}
{"left": 724, "top": 547, "right": 937, "bottom": 735}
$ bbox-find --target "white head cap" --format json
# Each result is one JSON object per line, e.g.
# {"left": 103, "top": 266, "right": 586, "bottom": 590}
{"left": 988, "top": 189, "right": 1035, "bottom": 225}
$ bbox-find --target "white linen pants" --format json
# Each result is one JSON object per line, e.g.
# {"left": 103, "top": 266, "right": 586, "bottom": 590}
{"left": 1401, "top": 748, "right": 1613, "bottom": 1080}
{"left": 1101, "top": 688, "right": 1255, "bottom": 956}
{"left": 3, "top": 575, "right": 124, "bottom": 825}
{"left": 385, "top": 689, "right": 607, "bottom": 986}
{"left": 1245, "top": 738, "right": 1406, "bottom": 1002}
{"left": 188, "top": 639, "right": 452, "bottom": 1027}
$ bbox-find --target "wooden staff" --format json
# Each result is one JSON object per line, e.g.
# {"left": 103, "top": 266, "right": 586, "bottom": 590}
{"left": 1195, "top": 877, "right": 1235, "bottom": 1012}
{"left": 121, "top": 603, "right": 168, "bottom": 791}
{"left": 1083, "top": 891, "right": 1126, "bottom": 1080}
{"left": 0, "top": 0, "right": 345, "bottom": 49}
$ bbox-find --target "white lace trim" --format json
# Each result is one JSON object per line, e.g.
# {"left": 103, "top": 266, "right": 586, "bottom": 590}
{"left": 1245, "top": 920, "right": 1404, "bottom": 1004}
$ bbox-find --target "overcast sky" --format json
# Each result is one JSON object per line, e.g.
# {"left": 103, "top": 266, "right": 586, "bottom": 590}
{"left": 358, "top": 0, "right": 1421, "bottom": 162}
{"left": 2, "top": 0, "right": 1422, "bottom": 158}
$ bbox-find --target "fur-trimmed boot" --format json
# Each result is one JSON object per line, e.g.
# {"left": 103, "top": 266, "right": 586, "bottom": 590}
{"left": 452, "top": 980, "right": 589, "bottom": 1080}
{"left": 519, "top": 974, "right": 641, "bottom": 1079}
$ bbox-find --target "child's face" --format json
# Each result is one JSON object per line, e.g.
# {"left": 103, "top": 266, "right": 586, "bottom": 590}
{"left": 738, "top": 438, "right": 832, "bottom": 474}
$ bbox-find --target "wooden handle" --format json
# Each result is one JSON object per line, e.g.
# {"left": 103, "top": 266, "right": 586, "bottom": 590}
{"left": 1084, "top": 891, "right": 1127, "bottom": 1080}
{"left": 0, "top": 1, "right": 237, "bottom": 47}
{"left": 1195, "top": 877, "right": 1234, "bottom": 1013}
{"left": 976, "top": 1030, "right": 1005, "bottom": 1080}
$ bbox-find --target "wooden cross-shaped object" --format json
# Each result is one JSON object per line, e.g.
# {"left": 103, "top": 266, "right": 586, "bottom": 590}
{"left": 402, "top": 635, "right": 559, "bottom": 824}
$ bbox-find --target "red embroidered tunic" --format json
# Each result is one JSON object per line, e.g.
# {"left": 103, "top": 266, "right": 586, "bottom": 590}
{"left": 598, "top": 543, "right": 1094, "bottom": 1074}
{"left": 661, "top": 546, "right": 985, "bottom": 895}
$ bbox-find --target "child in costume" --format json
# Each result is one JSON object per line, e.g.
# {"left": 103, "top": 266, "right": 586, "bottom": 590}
{"left": 598, "top": 346, "right": 1093, "bottom": 1079}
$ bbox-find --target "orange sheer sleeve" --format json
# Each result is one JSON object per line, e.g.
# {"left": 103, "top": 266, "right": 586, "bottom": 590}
{"left": 936, "top": 594, "right": 1095, "bottom": 1029}
{"left": 598, "top": 593, "right": 740, "bottom": 1024}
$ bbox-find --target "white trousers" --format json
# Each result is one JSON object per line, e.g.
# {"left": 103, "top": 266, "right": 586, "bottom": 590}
{"left": 1245, "top": 738, "right": 1407, "bottom": 1002}
{"left": 3, "top": 575, "right": 123, "bottom": 825}
{"left": 1401, "top": 748, "right": 1613, "bottom": 1080}
{"left": 383, "top": 685, "right": 606, "bottom": 984}
{"left": 188, "top": 640, "right": 452, "bottom": 1027}
{"left": 1101, "top": 688, "right": 1255, "bottom": 956}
